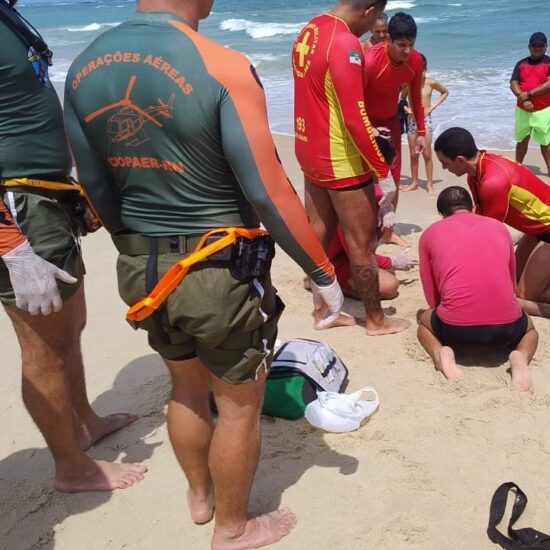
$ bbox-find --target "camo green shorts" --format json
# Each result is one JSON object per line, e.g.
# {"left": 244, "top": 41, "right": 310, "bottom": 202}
{"left": 0, "top": 190, "right": 85, "bottom": 306}
{"left": 117, "top": 248, "right": 284, "bottom": 384}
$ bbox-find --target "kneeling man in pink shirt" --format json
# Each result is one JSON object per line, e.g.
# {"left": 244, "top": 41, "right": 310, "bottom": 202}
{"left": 418, "top": 186, "right": 538, "bottom": 391}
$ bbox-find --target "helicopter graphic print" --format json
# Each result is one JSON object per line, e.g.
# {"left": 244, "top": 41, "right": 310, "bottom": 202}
{"left": 84, "top": 75, "right": 175, "bottom": 147}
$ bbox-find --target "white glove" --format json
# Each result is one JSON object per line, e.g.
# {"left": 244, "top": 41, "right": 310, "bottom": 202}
{"left": 1, "top": 240, "right": 77, "bottom": 316}
{"left": 390, "top": 250, "right": 418, "bottom": 271}
{"left": 377, "top": 175, "right": 396, "bottom": 207}
{"left": 310, "top": 278, "right": 344, "bottom": 328}
{"left": 378, "top": 204, "right": 395, "bottom": 229}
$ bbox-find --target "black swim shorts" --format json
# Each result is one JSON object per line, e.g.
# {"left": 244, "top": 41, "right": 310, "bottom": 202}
{"left": 431, "top": 311, "right": 528, "bottom": 354}
{"left": 334, "top": 179, "right": 374, "bottom": 191}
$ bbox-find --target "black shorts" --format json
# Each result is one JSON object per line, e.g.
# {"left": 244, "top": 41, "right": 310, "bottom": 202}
{"left": 536, "top": 232, "right": 550, "bottom": 244}
{"left": 335, "top": 179, "right": 374, "bottom": 191}
{"left": 431, "top": 311, "right": 528, "bottom": 354}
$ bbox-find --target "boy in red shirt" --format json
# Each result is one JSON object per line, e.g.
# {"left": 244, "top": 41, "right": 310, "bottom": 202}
{"left": 363, "top": 11, "right": 426, "bottom": 246}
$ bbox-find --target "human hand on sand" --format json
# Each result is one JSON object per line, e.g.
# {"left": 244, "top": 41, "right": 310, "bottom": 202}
{"left": 390, "top": 250, "right": 418, "bottom": 270}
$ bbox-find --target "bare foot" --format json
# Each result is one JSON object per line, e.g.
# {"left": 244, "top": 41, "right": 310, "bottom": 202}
{"left": 400, "top": 183, "right": 418, "bottom": 192}
{"left": 509, "top": 350, "right": 533, "bottom": 392}
{"left": 313, "top": 305, "right": 357, "bottom": 330}
{"left": 365, "top": 316, "right": 410, "bottom": 336}
{"left": 380, "top": 233, "right": 410, "bottom": 247}
{"left": 211, "top": 508, "right": 297, "bottom": 550}
{"left": 76, "top": 413, "right": 138, "bottom": 451}
{"left": 426, "top": 185, "right": 436, "bottom": 196}
{"left": 187, "top": 488, "right": 215, "bottom": 524}
{"left": 436, "top": 346, "right": 464, "bottom": 380}
{"left": 53, "top": 459, "right": 147, "bottom": 492}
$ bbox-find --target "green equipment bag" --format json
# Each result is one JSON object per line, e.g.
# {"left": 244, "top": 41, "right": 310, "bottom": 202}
{"left": 262, "top": 338, "right": 349, "bottom": 419}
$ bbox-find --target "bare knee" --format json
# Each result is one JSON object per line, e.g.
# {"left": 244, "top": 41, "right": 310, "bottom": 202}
{"left": 213, "top": 370, "right": 266, "bottom": 422}
{"left": 21, "top": 351, "right": 65, "bottom": 377}
{"left": 379, "top": 271, "right": 399, "bottom": 299}
{"left": 417, "top": 308, "right": 434, "bottom": 328}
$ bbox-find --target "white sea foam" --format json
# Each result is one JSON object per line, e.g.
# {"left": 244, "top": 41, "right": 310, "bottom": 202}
{"left": 219, "top": 18, "right": 305, "bottom": 39}
{"left": 48, "top": 60, "right": 72, "bottom": 83}
{"left": 386, "top": 1, "right": 416, "bottom": 10}
{"left": 66, "top": 22, "right": 120, "bottom": 32}
{"left": 414, "top": 17, "right": 440, "bottom": 24}
{"left": 248, "top": 53, "right": 283, "bottom": 65}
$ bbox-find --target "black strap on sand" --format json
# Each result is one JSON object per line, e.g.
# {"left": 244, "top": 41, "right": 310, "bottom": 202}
{"left": 488, "top": 482, "right": 550, "bottom": 549}
{"left": 0, "top": 0, "right": 53, "bottom": 66}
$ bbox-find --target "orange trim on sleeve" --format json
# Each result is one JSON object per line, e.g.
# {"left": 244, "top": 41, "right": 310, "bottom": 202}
{"left": 168, "top": 19, "right": 334, "bottom": 281}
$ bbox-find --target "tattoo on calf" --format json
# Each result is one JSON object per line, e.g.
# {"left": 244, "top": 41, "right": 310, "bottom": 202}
{"left": 350, "top": 262, "right": 381, "bottom": 312}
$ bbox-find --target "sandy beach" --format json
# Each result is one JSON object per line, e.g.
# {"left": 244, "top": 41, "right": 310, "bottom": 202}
{"left": 2, "top": 134, "right": 550, "bottom": 550}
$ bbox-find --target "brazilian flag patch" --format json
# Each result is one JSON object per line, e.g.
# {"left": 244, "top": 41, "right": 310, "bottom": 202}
{"left": 349, "top": 50, "right": 361, "bottom": 65}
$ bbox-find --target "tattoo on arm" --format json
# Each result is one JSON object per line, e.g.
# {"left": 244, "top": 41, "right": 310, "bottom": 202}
{"left": 350, "top": 261, "right": 381, "bottom": 314}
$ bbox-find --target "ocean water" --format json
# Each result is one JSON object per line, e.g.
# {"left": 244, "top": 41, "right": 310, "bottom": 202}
{"left": 15, "top": 0, "right": 550, "bottom": 149}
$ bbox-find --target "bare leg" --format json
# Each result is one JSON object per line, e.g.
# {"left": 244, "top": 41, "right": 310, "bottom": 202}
{"left": 380, "top": 182, "right": 410, "bottom": 247}
{"left": 163, "top": 356, "right": 215, "bottom": 524}
{"left": 303, "top": 179, "right": 338, "bottom": 250}
{"left": 402, "top": 132, "right": 419, "bottom": 191}
{"left": 515, "top": 136, "right": 530, "bottom": 164}
{"left": 423, "top": 132, "right": 435, "bottom": 195}
{"left": 517, "top": 298, "right": 550, "bottom": 318}
{"left": 517, "top": 240, "right": 550, "bottom": 318}
{"left": 377, "top": 268, "right": 399, "bottom": 300}
{"left": 517, "top": 242, "right": 550, "bottom": 302}
{"left": 4, "top": 285, "right": 147, "bottom": 492}
{"left": 509, "top": 316, "right": 538, "bottom": 392}
{"left": 417, "top": 310, "right": 464, "bottom": 380}
{"left": 381, "top": 130, "right": 410, "bottom": 246}
{"left": 304, "top": 268, "right": 398, "bottom": 300}
{"left": 303, "top": 180, "right": 356, "bottom": 329}
{"left": 541, "top": 144, "right": 550, "bottom": 176}
{"left": 62, "top": 285, "right": 137, "bottom": 450}
{"left": 210, "top": 368, "right": 296, "bottom": 550}
{"left": 327, "top": 184, "right": 409, "bottom": 335}
{"left": 515, "top": 234, "right": 538, "bottom": 281}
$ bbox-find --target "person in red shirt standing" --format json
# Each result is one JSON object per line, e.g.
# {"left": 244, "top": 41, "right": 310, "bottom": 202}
{"left": 510, "top": 32, "right": 550, "bottom": 176}
{"left": 418, "top": 186, "right": 537, "bottom": 391}
{"left": 363, "top": 12, "right": 426, "bottom": 246}
{"left": 292, "top": 0, "right": 409, "bottom": 336}
{"left": 434, "top": 126, "right": 550, "bottom": 321}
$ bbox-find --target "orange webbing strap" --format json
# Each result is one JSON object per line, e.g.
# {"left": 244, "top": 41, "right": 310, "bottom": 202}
{"left": 1, "top": 177, "right": 102, "bottom": 232}
{"left": 126, "top": 227, "right": 268, "bottom": 322}
{"left": 0, "top": 177, "right": 83, "bottom": 193}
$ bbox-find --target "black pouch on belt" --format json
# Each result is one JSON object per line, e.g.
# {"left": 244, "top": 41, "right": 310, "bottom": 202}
{"left": 225, "top": 235, "right": 275, "bottom": 281}
{"left": 62, "top": 192, "right": 101, "bottom": 236}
